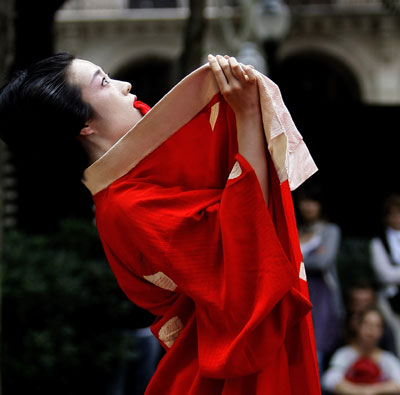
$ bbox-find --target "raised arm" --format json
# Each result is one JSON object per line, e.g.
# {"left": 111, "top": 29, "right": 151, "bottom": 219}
{"left": 208, "top": 54, "right": 268, "bottom": 205}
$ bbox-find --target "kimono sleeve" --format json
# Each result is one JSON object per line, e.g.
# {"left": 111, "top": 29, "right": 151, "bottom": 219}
{"left": 102, "top": 154, "right": 311, "bottom": 379}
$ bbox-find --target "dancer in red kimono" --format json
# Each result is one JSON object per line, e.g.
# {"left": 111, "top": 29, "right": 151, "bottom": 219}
{"left": 0, "top": 53, "right": 320, "bottom": 394}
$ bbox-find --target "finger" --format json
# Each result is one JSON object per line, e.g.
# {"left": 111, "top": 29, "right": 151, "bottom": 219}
{"left": 216, "top": 54, "right": 235, "bottom": 82}
{"left": 208, "top": 54, "right": 229, "bottom": 90}
{"left": 243, "top": 64, "right": 257, "bottom": 83}
{"left": 228, "top": 57, "right": 247, "bottom": 82}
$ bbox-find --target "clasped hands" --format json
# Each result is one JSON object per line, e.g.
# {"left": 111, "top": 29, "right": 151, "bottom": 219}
{"left": 208, "top": 54, "right": 260, "bottom": 118}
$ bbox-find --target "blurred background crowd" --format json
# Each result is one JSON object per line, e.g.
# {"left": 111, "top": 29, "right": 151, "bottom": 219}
{"left": 1, "top": 0, "right": 400, "bottom": 394}
{"left": 296, "top": 183, "right": 400, "bottom": 394}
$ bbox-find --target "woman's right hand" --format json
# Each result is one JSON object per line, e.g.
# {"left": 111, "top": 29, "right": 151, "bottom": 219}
{"left": 207, "top": 54, "right": 260, "bottom": 118}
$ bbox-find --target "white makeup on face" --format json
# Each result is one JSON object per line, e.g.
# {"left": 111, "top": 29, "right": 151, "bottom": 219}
{"left": 68, "top": 59, "right": 143, "bottom": 145}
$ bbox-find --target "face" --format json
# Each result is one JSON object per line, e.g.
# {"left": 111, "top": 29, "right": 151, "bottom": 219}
{"left": 386, "top": 207, "right": 400, "bottom": 231}
{"left": 298, "top": 198, "right": 321, "bottom": 223}
{"left": 357, "top": 311, "right": 384, "bottom": 348}
{"left": 68, "top": 59, "right": 143, "bottom": 144}
{"left": 349, "top": 288, "right": 375, "bottom": 314}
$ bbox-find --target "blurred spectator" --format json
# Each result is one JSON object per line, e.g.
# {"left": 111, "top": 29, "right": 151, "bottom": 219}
{"left": 344, "top": 281, "right": 396, "bottom": 356}
{"left": 347, "top": 281, "right": 377, "bottom": 314}
{"left": 322, "top": 307, "right": 400, "bottom": 395}
{"left": 370, "top": 194, "right": 400, "bottom": 356}
{"left": 107, "top": 304, "right": 162, "bottom": 395}
{"left": 296, "top": 183, "right": 343, "bottom": 373}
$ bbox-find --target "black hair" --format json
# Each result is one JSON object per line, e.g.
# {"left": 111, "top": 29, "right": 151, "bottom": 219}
{"left": 296, "top": 182, "right": 324, "bottom": 204}
{"left": 0, "top": 52, "right": 92, "bottom": 174}
{"left": 382, "top": 194, "right": 400, "bottom": 219}
{"left": 347, "top": 278, "right": 378, "bottom": 295}
{"left": 293, "top": 179, "right": 330, "bottom": 225}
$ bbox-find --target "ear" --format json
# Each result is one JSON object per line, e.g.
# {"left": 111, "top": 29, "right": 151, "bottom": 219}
{"left": 79, "top": 124, "right": 96, "bottom": 137}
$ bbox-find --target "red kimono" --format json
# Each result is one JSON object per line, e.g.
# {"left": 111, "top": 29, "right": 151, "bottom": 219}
{"left": 83, "top": 65, "right": 320, "bottom": 394}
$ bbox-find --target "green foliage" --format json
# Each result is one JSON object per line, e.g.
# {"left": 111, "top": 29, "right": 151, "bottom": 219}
{"left": 2, "top": 219, "right": 135, "bottom": 395}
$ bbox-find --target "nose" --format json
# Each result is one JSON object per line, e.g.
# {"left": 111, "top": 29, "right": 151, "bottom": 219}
{"left": 116, "top": 79, "right": 131, "bottom": 95}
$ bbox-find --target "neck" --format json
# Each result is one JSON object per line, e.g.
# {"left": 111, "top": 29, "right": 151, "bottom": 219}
{"left": 82, "top": 137, "right": 114, "bottom": 165}
{"left": 302, "top": 218, "right": 321, "bottom": 227}
{"left": 354, "top": 341, "right": 378, "bottom": 356}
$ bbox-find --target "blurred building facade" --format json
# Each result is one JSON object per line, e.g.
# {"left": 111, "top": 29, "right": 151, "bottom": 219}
{"left": 55, "top": 0, "right": 400, "bottom": 104}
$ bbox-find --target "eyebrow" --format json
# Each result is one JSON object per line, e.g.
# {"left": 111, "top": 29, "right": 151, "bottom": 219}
{"left": 90, "top": 69, "right": 102, "bottom": 85}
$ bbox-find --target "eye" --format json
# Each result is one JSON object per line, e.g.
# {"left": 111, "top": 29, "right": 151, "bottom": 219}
{"left": 101, "top": 74, "right": 111, "bottom": 86}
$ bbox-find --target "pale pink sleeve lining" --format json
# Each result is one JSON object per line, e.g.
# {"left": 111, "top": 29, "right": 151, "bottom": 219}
{"left": 257, "top": 72, "right": 318, "bottom": 190}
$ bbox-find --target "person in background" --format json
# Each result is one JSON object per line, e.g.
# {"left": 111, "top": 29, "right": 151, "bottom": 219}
{"left": 322, "top": 307, "right": 400, "bottom": 395}
{"left": 107, "top": 304, "right": 162, "bottom": 395}
{"left": 370, "top": 194, "right": 400, "bottom": 356}
{"left": 344, "top": 281, "right": 396, "bottom": 356}
{"left": 296, "top": 183, "right": 343, "bottom": 373}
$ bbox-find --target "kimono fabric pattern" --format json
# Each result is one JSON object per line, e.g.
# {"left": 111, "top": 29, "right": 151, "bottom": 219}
{"left": 83, "top": 65, "right": 320, "bottom": 394}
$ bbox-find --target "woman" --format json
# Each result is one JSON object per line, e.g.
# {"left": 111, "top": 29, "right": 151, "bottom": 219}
{"left": 370, "top": 194, "right": 400, "bottom": 301}
{"left": 0, "top": 52, "right": 319, "bottom": 394}
{"left": 322, "top": 307, "right": 400, "bottom": 394}
{"left": 370, "top": 194, "right": 400, "bottom": 357}
{"left": 296, "top": 184, "right": 343, "bottom": 373}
